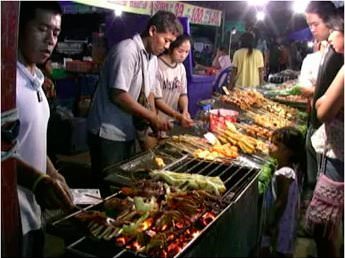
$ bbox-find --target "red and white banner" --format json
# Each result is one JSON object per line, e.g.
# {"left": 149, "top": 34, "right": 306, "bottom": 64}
{"left": 74, "top": 0, "right": 222, "bottom": 26}
{"left": 152, "top": 1, "right": 222, "bottom": 26}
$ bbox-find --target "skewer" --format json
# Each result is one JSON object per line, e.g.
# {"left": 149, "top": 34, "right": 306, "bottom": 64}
{"left": 75, "top": 205, "right": 88, "bottom": 212}
{"left": 52, "top": 205, "right": 91, "bottom": 226}
{"left": 84, "top": 194, "right": 104, "bottom": 201}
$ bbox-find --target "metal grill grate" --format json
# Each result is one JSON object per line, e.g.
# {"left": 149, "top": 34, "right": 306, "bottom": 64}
{"left": 50, "top": 148, "right": 260, "bottom": 258}
{"left": 164, "top": 156, "right": 257, "bottom": 203}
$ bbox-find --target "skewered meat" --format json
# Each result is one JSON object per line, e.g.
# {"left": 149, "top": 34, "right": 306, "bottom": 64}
{"left": 74, "top": 211, "right": 121, "bottom": 240}
{"left": 74, "top": 210, "right": 106, "bottom": 223}
{"left": 72, "top": 175, "right": 225, "bottom": 257}
{"left": 104, "top": 197, "right": 132, "bottom": 213}
{"left": 150, "top": 170, "right": 226, "bottom": 196}
{"left": 121, "top": 179, "right": 167, "bottom": 198}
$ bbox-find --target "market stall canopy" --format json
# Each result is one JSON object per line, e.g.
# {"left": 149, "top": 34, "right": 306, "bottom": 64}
{"left": 69, "top": 0, "right": 222, "bottom": 26}
{"left": 287, "top": 27, "right": 313, "bottom": 41}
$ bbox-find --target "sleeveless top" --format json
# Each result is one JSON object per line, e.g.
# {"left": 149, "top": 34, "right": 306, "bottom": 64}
{"left": 311, "top": 110, "right": 344, "bottom": 162}
{"left": 261, "top": 166, "right": 300, "bottom": 254}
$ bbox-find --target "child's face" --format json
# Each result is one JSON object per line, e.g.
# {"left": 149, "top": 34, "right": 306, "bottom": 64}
{"left": 269, "top": 138, "right": 289, "bottom": 160}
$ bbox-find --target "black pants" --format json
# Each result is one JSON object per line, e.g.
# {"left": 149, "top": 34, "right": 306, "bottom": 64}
{"left": 305, "top": 126, "right": 318, "bottom": 188}
{"left": 22, "top": 229, "right": 44, "bottom": 258}
{"left": 302, "top": 125, "right": 320, "bottom": 204}
{"left": 87, "top": 133, "right": 135, "bottom": 195}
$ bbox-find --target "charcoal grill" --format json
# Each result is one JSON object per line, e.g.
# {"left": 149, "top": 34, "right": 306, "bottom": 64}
{"left": 103, "top": 142, "right": 264, "bottom": 191}
{"left": 103, "top": 143, "right": 187, "bottom": 190}
{"left": 49, "top": 149, "right": 261, "bottom": 258}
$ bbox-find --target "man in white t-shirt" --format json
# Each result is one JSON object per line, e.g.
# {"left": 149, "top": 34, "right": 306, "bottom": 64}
{"left": 87, "top": 11, "right": 182, "bottom": 192}
{"left": 16, "top": 2, "right": 74, "bottom": 257}
{"left": 298, "top": 40, "right": 327, "bottom": 97}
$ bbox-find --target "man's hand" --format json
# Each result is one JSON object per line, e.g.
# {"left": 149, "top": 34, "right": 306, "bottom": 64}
{"left": 182, "top": 111, "right": 191, "bottom": 119}
{"left": 34, "top": 175, "right": 74, "bottom": 211}
{"left": 299, "top": 85, "right": 314, "bottom": 98}
{"left": 47, "top": 169, "right": 74, "bottom": 203}
{"left": 179, "top": 113, "right": 194, "bottom": 128}
{"left": 149, "top": 115, "right": 172, "bottom": 132}
{"left": 48, "top": 169, "right": 66, "bottom": 182}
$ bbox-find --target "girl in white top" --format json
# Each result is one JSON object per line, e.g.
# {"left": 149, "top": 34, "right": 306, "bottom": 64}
{"left": 144, "top": 35, "right": 194, "bottom": 149}
{"left": 144, "top": 35, "right": 194, "bottom": 148}
{"left": 260, "top": 127, "right": 305, "bottom": 258}
{"left": 154, "top": 34, "right": 194, "bottom": 128}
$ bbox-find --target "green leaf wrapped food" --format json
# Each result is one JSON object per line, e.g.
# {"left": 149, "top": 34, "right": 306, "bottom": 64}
{"left": 150, "top": 170, "right": 226, "bottom": 195}
{"left": 258, "top": 158, "right": 277, "bottom": 194}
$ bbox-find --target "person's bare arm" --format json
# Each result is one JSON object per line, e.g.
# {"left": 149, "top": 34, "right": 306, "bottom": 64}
{"left": 315, "top": 66, "right": 344, "bottom": 122}
{"left": 155, "top": 98, "right": 178, "bottom": 119}
{"left": 178, "top": 95, "right": 190, "bottom": 117}
{"left": 17, "top": 158, "right": 44, "bottom": 190}
{"left": 46, "top": 156, "right": 73, "bottom": 200}
{"left": 147, "top": 92, "right": 156, "bottom": 114}
{"left": 46, "top": 156, "right": 59, "bottom": 178}
{"left": 271, "top": 175, "right": 291, "bottom": 225}
{"left": 299, "top": 86, "right": 315, "bottom": 98}
{"left": 259, "top": 67, "right": 265, "bottom": 85}
{"left": 17, "top": 158, "right": 74, "bottom": 211}
{"left": 228, "top": 67, "right": 237, "bottom": 89}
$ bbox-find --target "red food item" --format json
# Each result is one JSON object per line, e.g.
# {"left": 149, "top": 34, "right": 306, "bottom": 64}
{"left": 205, "top": 67, "right": 218, "bottom": 75}
{"left": 209, "top": 109, "right": 238, "bottom": 132}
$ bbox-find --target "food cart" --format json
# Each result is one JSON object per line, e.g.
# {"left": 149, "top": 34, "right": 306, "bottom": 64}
{"left": 47, "top": 84, "right": 307, "bottom": 257}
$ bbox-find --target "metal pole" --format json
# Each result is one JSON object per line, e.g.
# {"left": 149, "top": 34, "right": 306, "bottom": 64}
{"left": 221, "top": 11, "right": 226, "bottom": 44}
{"left": 228, "top": 33, "right": 233, "bottom": 57}
{"left": 228, "top": 27, "right": 237, "bottom": 58}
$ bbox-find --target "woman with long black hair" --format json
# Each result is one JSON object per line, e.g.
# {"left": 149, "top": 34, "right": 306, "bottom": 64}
{"left": 229, "top": 32, "right": 264, "bottom": 88}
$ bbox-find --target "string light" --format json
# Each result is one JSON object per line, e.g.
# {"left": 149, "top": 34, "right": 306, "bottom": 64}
{"left": 256, "top": 11, "right": 265, "bottom": 21}
{"left": 114, "top": 7, "right": 122, "bottom": 17}
{"left": 292, "top": 1, "right": 310, "bottom": 14}
{"left": 247, "top": 0, "right": 269, "bottom": 7}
